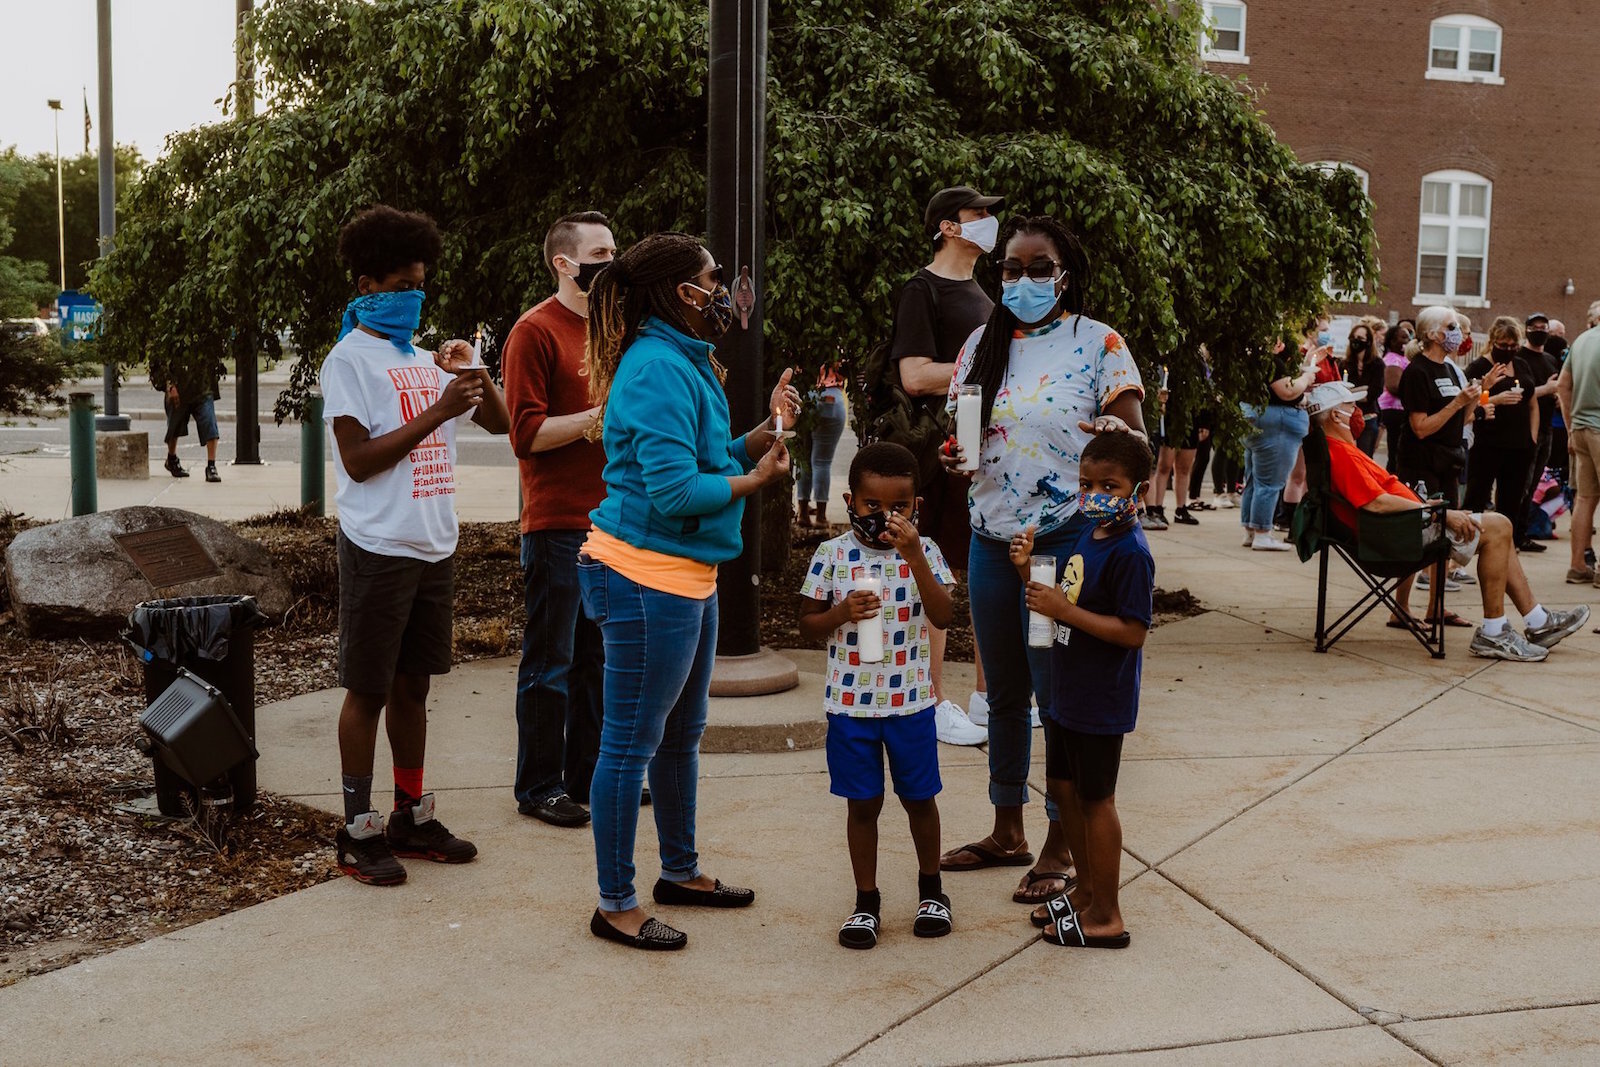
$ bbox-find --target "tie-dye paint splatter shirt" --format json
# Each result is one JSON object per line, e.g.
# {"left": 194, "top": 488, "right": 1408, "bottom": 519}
{"left": 946, "top": 314, "right": 1144, "bottom": 539}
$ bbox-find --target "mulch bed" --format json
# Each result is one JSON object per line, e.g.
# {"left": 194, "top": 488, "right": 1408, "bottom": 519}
{"left": 0, "top": 509, "right": 1203, "bottom": 987}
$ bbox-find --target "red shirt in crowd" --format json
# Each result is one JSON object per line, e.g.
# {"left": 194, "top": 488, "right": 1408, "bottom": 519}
{"left": 501, "top": 297, "right": 606, "bottom": 533}
{"left": 1326, "top": 435, "right": 1420, "bottom": 532}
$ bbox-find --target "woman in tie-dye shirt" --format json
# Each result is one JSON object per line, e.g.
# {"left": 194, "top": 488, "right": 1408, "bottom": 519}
{"left": 936, "top": 216, "right": 1146, "bottom": 907}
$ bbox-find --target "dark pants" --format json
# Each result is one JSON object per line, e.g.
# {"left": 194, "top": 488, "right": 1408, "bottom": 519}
{"left": 514, "top": 530, "right": 604, "bottom": 808}
{"left": 1464, "top": 444, "right": 1535, "bottom": 545}
{"left": 1211, "top": 448, "right": 1242, "bottom": 495}
{"left": 1525, "top": 425, "right": 1554, "bottom": 512}
{"left": 1189, "top": 436, "right": 1211, "bottom": 500}
{"left": 1380, "top": 410, "right": 1408, "bottom": 474}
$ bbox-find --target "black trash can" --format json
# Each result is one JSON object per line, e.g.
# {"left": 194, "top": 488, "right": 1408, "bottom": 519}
{"left": 125, "top": 595, "right": 267, "bottom": 816}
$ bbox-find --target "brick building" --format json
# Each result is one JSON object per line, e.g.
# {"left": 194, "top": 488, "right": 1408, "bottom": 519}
{"left": 1200, "top": 0, "right": 1599, "bottom": 331}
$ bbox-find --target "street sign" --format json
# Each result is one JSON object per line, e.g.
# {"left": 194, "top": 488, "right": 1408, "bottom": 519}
{"left": 56, "top": 290, "right": 101, "bottom": 345}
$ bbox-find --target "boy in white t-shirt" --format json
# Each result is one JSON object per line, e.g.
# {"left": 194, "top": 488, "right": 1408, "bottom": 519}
{"left": 799, "top": 442, "right": 956, "bottom": 949}
{"left": 320, "top": 206, "right": 510, "bottom": 886}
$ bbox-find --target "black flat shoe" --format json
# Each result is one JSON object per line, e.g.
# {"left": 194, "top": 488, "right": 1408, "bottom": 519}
{"left": 652, "top": 878, "right": 755, "bottom": 909}
{"left": 589, "top": 909, "right": 686, "bottom": 951}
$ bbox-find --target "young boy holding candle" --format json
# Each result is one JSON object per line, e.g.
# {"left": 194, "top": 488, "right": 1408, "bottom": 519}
{"left": 1009, "top": 430, "right": 1154, "bottom": 949}
{"left": 798, "top": 442, "right": 956, "bottom": 949}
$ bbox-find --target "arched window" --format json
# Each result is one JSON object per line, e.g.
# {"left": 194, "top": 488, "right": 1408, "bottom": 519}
{"left": 1313, "top": 163, "right": 1370, "bottom": 303}
{"left": 1427, "top": 15, "right": 1503, "bottom": 84}
{"left": 1201, "top": 1, "right": 1248, "bottom": 64}
{"left": 1416, "top": 170, "right": 1492, "bottom": 306}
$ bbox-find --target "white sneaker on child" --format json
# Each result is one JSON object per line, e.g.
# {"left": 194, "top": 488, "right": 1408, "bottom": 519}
{"left": 966, "top": 691, "right": 990, "bottom": 726}
{"left": 934, "top": 700, "right": 987, "bottom": 746}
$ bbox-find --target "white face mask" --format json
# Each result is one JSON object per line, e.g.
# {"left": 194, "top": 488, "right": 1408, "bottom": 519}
{"left": 957, "top": 215, "right": 999, "bottom": 253}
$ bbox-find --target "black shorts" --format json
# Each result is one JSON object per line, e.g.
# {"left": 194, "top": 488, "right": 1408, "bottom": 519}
{"left": 337, "top": 531, "right": 454, "bottom": 694}
{"left": 916, "top": 468, "right": 971, "bottom": 573}
{"left": 1042, "top": 719, "right": 1125, "bottom": 802}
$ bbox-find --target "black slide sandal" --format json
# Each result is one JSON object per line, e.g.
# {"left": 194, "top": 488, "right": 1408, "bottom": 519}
{"left": 1041, "top": 896, "right": 1131, "bottom": 949}
{"left": 839, "top": 911, "right": 879, "bottom": 949}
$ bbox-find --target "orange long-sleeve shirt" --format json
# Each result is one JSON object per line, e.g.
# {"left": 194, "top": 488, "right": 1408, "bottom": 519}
{"left": 501, "top": 296, "right": 606, "bottom": 533}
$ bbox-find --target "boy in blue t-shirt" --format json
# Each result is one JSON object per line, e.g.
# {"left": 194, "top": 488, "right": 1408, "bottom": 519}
{"left": 799, "top": 442, "right": 956, "bottom": 950}
{"left": 1010, "top": 431, "right": 1154, "bottom": 949}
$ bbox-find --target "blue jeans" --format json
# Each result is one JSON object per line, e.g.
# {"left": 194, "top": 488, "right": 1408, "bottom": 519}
{"left": 795, "top": 387, "right": 847, "bottom": 503}
{"left": 967, "top": 515, "right": 1087, "bottom": 810}
{"left": 578, "top": 561, "right": 717, "bottom": 913}
{"left": 515, "top": 531, "right": 604, "bottom": 808}
{"left": 1240, "top": 403, "right": 1308, "bottom": 532}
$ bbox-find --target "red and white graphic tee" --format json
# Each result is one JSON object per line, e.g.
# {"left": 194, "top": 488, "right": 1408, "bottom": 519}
{"left": 320, "top": 329, "right": 470, "bottom": 562}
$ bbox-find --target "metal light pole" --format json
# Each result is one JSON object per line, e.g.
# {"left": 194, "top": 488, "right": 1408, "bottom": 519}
{"left": 95, "top": 0, "right": 129, "bottom": 431}
{"left": 707, "top": 0, "right": 796, "bottom": 695}
{"left": 47, "top": 100, "right": 65, "bottom": 293}
{"left": 233, "top": 0, "right": 261, "bottom": 464}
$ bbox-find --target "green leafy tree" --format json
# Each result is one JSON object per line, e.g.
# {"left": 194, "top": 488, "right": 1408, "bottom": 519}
{"left": 2, "top": 146, "right": 145, "bottom": 292}
{"left": 89, "top": 0, "right": 1371, "bottom": 430}
{"left": 0, "top": 155, "right": 59, "bottom": 317}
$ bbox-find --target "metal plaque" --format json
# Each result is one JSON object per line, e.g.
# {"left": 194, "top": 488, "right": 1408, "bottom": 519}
{"left": 113, "top": 524, "right": 221, "bottom": 588}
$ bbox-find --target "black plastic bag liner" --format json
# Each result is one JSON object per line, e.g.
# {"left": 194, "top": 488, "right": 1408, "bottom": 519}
{"left": 124, "top": 595, "right": 268, "bottom": 664}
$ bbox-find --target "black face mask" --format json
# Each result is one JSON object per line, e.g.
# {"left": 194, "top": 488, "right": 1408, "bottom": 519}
{"left": 1491, "top": 346, "right": 1517, "bottom": 363}
{"left": 574, "top": 260, "right": 609, "bottom": 294}
{"left": 1527, "top": 329, "right": 1549, "bottom": 347}
{"left": 849, "top": 508, "right": 916, "bottom": 547}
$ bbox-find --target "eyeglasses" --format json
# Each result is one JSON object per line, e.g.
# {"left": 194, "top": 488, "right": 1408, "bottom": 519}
{"left": 998, "top": 259, "right": 1062, "bottom": 283}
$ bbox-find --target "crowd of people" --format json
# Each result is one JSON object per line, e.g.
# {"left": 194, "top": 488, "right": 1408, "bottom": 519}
{"left": 312, "top": 193, "right": 1597, "bottom": 956}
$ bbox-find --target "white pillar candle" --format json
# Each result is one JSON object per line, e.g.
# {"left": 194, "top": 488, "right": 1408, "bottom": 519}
{"left": 1028, "top": 555, "right": 1057, "bottom": 648}
{"left": 955, "top": 384, "right": 982, "bottom": 472}
{"left": 850, "top": 569, "right": 885, "bottom": 663}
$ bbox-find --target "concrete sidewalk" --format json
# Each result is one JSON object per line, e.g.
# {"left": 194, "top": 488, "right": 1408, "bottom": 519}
{"left": 5, "top": 504, "right": 1600, "bottom": 1063}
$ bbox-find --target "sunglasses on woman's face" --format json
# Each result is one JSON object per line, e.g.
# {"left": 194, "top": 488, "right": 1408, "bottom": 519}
{"left": 998, "top": 259, "right": 1062, "bottom": 283}
{"left": 699, "top": 264, "right": 725, "bottom": 288}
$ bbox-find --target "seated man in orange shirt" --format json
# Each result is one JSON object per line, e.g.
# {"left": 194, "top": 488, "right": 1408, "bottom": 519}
{"left": 1306, "top": 381, "right": 1587, "bottom": 662}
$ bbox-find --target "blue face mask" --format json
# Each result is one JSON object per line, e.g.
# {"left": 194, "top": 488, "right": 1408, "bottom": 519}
{"left": 1316, "top": 330, "right": 1332, "bottom": 347}
{"left": 1000, "top": 277, "right": 1062, "bottom": 325}
{"left": 1443, "top": 327, "right": 1464, "bottom": 352}
{"left": 339, "top": 289, "right": 426, "bottom": 353}
{"left": 1077, "top": 486, "right": 1142, "bottom": 527}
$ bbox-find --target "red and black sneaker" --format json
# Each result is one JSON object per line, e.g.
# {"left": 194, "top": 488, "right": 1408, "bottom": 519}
{"left": 387, "top": 793, "right": 478, "bottom": 864}
{"left": 335, "top": 811, "right": 407, "bottom": 886}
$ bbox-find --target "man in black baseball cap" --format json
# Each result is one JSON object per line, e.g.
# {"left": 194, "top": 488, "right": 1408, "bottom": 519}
{"left": 883, "top": 184, "right": 1006, "bottom": 745}
{"left": 923, "top": 186, "right": 1006, "bottom": 240}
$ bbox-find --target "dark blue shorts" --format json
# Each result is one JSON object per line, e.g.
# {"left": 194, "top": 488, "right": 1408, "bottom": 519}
{"left": 826, "top": 706, "right": 941, "bottom": 801}
{"left": 165, "top": 394, "right": 219, "bottom": 444}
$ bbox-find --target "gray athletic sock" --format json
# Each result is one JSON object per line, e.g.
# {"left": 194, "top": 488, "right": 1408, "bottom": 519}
{"left": 341, "top": 773, "right": 373, "bottom": 823}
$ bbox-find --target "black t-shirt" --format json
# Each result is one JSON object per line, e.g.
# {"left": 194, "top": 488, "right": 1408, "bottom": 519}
{"left": 1397, "top": 356, "right": 1467, "bottom": 457}
{"left": 1266, "top": 353, "right": 1304, "bottom": 407}
{"left": 1464, "top": 355, "right": 1538, "bottom": 450}
{"left": 890, "top": 270, "right": 994, "bottom": 367}
{"left": 1345, "top": 354, "right": 1385, "bottom": 415}
{"left": 1520, "top": 345, "right": 1560, "bottom": 429}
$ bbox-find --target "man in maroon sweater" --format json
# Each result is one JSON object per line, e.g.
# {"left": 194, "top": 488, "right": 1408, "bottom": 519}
{"left": 503, "top": 211, "right": 615, "bottom": 826}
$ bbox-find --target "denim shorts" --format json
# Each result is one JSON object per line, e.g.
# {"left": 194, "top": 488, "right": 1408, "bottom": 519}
{"left": 165, "top": 394, "right": 220, "bottom": 444}
{"left": 826, "top": 706, "right": 941, "bottom": 801}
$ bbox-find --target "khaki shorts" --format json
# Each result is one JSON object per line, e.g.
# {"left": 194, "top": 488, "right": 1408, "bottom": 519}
{"left": 1572, "top": 427, "right": 1600, "bottom": 497}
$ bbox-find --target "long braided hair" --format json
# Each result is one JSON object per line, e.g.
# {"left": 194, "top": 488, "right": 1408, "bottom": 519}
{"left": 964, "top": 216, "right": 1090, "bottom": 432}
{"left": 584, "top": 232, "right": 725, "bottom": 440}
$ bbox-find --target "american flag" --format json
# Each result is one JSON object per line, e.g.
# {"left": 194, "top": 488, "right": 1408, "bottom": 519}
{"left": 83, "top": 88, "right": 91, "bottom": 154}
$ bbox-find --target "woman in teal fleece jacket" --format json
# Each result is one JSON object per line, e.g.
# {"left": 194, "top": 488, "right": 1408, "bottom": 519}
{"left": 577, "top": 232, "right": 798, "bottom": 951}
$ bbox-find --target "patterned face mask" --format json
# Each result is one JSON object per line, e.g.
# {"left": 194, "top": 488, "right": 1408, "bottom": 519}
{"left": 1077, "top": 486, "right": 1142, "bottom": 526}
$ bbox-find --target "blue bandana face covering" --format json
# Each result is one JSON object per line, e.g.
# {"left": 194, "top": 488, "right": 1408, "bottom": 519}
{"left": 1000, "top": 277, "right": 1062, "bottom": 325}
{"left": 339, "top": 289, "right": 426, "bottom": 352}
{"left": 1077, "top": 486, "right": 1141, "bottom": 526}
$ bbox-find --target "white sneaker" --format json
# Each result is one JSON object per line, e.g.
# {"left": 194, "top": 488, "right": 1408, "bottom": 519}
{"left": 1241, "top": 529, "right": 1256, "bottom": 548}
{"left": 1251, "top": 534, "right": 1293, "bottom": 552}
{"left": 1214, "top": 495, "right": 1236, "bottom": 510}
{"left": 1029, "top": 704, "right": 1042, "bottom": 728}
{"left": 934, "top": 700, "right": 987, "bottom": 746}
{"left": 966, "top": 690, "right": 990, "bottom": 726}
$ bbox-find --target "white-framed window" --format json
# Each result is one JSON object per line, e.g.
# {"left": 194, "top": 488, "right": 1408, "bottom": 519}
{"left": 1426, "top": 15, "right": 1504, "bottom": 84}
{"left": 1414, "top": 170, "right": 1492, "bottom": 308}
{"left": 1313, "top": 161, "right": 1371, "bottom": 303}
{"left": 1201, "top": 1, "right": 1248, "bottom": 64}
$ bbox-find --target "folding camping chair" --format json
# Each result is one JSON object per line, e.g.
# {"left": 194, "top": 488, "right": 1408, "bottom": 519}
{"left": 1291, "top": 426, "right": 1452, "bottom": 658}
